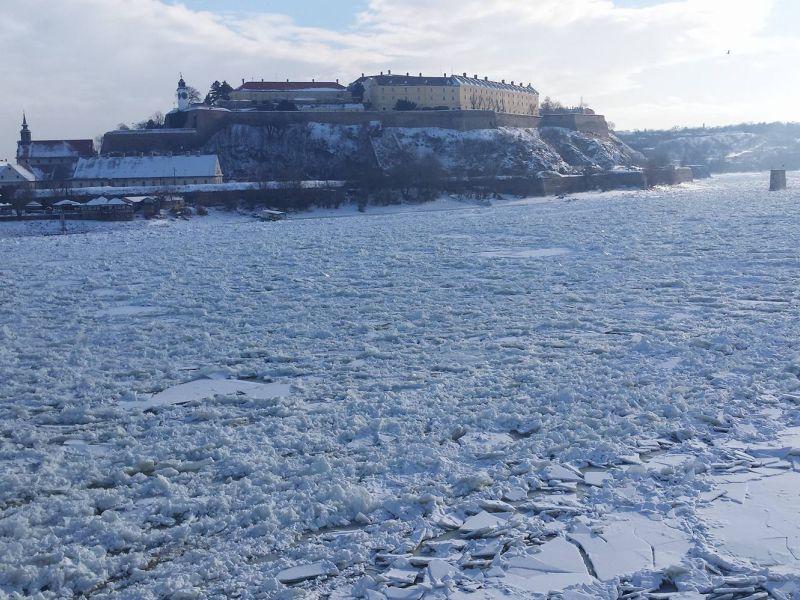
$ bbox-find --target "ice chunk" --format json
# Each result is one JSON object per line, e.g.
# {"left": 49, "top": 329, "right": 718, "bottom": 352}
{"left": 384, "top": 585, "right": 424, "bottom": 599}
{"left": 481, "top": 248, "right": 571, "bottom": 259}
{"left": 277, "top": 561, "right": 338, "bottom": 584}
{"left": 459, "top": 511, "right": 508, "bottom": 536}
{"left": 542, "top": 464, "right": 583, "bottom": 483}
{"left": 383, "top": 567, "right": 418, "bottom": 585}
{"left": 500, "top": 571, "right": 595, "bottom": 595}
{"left": 583, "top": 471, "right": 612, "bottom": 487}
{"left": 426, "top": 559, "right": 457, "bottom": 586}
{"left": 506, "top": 537, "right": 587, "bottom": 574}
{"left": 124, "top": 378, "right": 291, "bottom": 409}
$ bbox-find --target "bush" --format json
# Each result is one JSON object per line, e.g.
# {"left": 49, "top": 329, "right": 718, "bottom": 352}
{"left": 394, "top": 99, "right": 418, "bottom": 111}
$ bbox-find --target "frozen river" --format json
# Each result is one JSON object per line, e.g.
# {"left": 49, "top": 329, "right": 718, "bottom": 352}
{"left": 1, "top": 173, "right": 800, "bottom": 598}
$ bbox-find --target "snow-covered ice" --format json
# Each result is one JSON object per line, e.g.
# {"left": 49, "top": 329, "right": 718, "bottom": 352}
{"left": 2, "top": 172, "right": 800, "bottom": 598}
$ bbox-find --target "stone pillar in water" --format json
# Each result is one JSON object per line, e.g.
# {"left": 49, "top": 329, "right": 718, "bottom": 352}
{"left": 770, "top": 169, "right": 787, "bottom": 191}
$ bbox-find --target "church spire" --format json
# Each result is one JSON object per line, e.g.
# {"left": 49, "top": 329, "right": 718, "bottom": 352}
{"left": 20, "top": 113, "right": 31, "bottom": 145}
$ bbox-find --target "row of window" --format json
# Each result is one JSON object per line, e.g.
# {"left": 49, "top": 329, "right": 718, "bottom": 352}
{"left": 72, "top": 178, "right": 219, "bottom": 188}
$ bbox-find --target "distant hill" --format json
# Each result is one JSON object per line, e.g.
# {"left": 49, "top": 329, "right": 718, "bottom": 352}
{"left": 617, "top": 122, "right": 800, "bottom": 172}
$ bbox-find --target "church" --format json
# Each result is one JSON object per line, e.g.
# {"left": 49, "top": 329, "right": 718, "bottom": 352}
{"left": 16, "top": 114, "right": 96, "bottom": 183}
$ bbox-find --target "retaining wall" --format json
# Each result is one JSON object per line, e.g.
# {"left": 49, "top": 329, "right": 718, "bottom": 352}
{"left": 540, "top": 114, "right": 610, "bottom": 137}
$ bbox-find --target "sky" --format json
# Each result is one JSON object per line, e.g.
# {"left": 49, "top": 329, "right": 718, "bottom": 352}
{"left": 1, "top": 0, "right": 798, "bottom": 160}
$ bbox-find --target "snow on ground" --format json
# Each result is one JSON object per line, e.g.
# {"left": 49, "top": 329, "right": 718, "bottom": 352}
{"left": 2, "top": 173, "right": 800, "bottom": 599}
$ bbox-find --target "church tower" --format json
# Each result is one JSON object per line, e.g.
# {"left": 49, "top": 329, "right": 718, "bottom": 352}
{"left": 176, "top": 75, "right": 190, "bottom": 111}
{"left": 17, "top": 113, "right": 32, "bottom": 165}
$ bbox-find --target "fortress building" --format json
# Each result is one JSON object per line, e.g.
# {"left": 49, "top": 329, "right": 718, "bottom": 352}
{"left": 357, "top": 73, "right": 540, "bottom": 115}
{"left": 16, "top": 114, "right": 95, "bottom": 182}
{"left": 229, "top": 80, "right": 352, "bottom": 109}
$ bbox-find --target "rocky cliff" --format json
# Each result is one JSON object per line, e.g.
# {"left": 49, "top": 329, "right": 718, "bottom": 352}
{"left": 201, "top": 122, "right": 644, "bottom": 181}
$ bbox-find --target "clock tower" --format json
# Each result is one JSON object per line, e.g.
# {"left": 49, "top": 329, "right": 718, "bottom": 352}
{"left": 176, "top": 75, "right": 190, "bottom": 111}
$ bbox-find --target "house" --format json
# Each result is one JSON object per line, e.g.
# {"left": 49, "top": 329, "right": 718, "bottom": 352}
{"left": 0, "top": 161, "right": 36, "bottom": 189}
{"left": 52, "top": 199, "right": 82, "bottom": 212}
{"left": 25, "top": 201, "right": 44, "bottom": 213}
{"left": 357, "top": 73, "right": 539, "bottom": 115}
{"left": 16, "top": 114, "right": 95, "bottom": 182}
{"left": 79, "top": 196, "right": 133, "bottom": 220}
{"left": 229, "top": 80, "right": 351, "bottom": 107}
{"left": 71, "top": 154, "right": 223, "bottom": 188}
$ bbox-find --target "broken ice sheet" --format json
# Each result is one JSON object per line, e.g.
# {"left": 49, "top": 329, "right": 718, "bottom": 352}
{"left": 567, "top": 513, "right": 690, "bottom": 581}
{"left": 500, "top": 537, "right": 596, "bottom": 594}
{"left": 699, "top": 469, "right": 800, "bottom": 569}
{"left": 123, "top": 378, "right": 291, "bottom": 409}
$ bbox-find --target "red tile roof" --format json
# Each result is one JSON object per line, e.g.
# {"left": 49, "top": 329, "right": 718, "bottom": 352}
{"left": 236, "top": 81, "right": 346, "bottom": 91}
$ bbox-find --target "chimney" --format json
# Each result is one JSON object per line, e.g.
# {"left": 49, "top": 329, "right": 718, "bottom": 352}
{"left": 361, "top": 73, "right": 365, "bottom": 78}
{"left": 511, "top": 81, "right": 514, "bottom": 85}
{"left": 388, "top": 69, "right": 391, "bottom": 75}
{"left": 336, "top": 78, "right": 339, "bottom": 84}
{"left": 286, "top": 78, "right": 289, "bottom": 82}
{"left": 502, "top": 79, "right": 505, "bottom": 84}
{"left": 463, "top": 72, "right": 467, "bottom": 77}
{"left": 419, "top": 72, "right": 422, "bottom": 77}
{"left": 484, "top": 76, "right": 488, "bottom": 81}
{"left": 261, "top": 78, "right": 264, "bottom": 82}
{"left": 380, "top": 71, "right": 383, "bottom": 75}
{"left": 473, "top": 74, "right": 477, "bottom": 79}
{"left": 406, "top": 72, "right": 409, "bottom": 76}
{"left": 242, "top": 78, "right": 245, "bottom": 85}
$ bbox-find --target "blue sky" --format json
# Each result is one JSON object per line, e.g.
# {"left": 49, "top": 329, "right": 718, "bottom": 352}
{"left": 177, "top": 0, "right": 799, "bottom": 31}
{"left": 174, "top": 0, "right": 369, "bottom": 28}
{"left": 1, "top": 0, "right": 798, "bottom": 159}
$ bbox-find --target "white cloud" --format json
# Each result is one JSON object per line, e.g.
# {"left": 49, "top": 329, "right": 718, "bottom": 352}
{"left": 0, "top": 0, "right": 796, "bottom": 158}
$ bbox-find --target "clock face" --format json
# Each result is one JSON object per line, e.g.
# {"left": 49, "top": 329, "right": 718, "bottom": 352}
{"left": 179, "top": 92, "right": 188, "bottom": 100}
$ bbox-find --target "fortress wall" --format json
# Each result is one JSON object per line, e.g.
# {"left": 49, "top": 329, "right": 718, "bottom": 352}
{"left": 495, "top": 114, "right": 542, "bottom": 129}
{"left": 101, "top": 129, "right": 202, "bottom": 154}
{"left": 540, "top": 114, "right": 610, "bottom": 137}
{"left": 187, "top": 109, "right": 540, "bottom": 138}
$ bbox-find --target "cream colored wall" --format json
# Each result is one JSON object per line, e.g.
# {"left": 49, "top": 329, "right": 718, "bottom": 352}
{"left": 459, "top": 83, "right": 539, "bottom": 116}
{"left": 72, "top": 175, "right": 222, "bottom": 188}
{"left": 366, "top": 80, "right": 539, "bottom": 115}
{"left": 366, "top": 85, "right": 460, "bottom": 111}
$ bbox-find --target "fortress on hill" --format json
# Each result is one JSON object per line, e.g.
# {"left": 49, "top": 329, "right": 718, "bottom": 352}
{"left": 100, "top": 74, "right": 610, "bottom": 156}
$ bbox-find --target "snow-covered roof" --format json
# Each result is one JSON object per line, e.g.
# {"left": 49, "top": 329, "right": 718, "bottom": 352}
{"left": 84, "top": 196, "right": 110, "bottom": 206}
{"left": 123, "top": 196, "right": 156, "bottom": 203}
{"left": 25, "top": 201, "right": 43, "bottom": 208}
{"left": 106, "top": 198, "right": 128, "bottom": 205}
{"left": 237, "top": 81, "right": 346, "bottom": 92}
{"left": 0, "top": 162, "right": 36, "bottom": 182}
{"left": 53, "top": 199, "right": 82, "bottom": 206}
{"left": 74, "top": 155, "right": 222, "bottom": 180}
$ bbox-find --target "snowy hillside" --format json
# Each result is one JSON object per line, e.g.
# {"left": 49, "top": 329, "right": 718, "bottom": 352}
{"left": 202, "top": 122, "right": 643, "bottom": 181}
{"left": 2, "top": 173, "right": 800, "bottom": 598}
{"left": 619, "top": 122, "right": 800, "bottom": 172}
